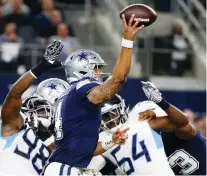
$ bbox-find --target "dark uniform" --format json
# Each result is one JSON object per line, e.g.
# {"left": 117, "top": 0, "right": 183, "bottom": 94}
{"left": 49, "top": 77, "right": 101, "bottom": 168}
{"left": 162, "top": 131, "right": 206, "bottom": 175}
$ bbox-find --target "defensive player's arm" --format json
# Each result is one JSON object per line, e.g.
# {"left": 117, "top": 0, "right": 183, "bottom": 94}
{"left": 148, "top": 105, "right": 196, "bottom": 139}
{"left": 1, "top": 40, "right": 63, "bottom": 136}
{"left": 1, "top": 72, "right": 36, "bottom": 134}
{"left": 140, "top": 81, "right": 196, "bottom": 139}
{"left": 87, "top": 15, "right": 144, "bottom": 104}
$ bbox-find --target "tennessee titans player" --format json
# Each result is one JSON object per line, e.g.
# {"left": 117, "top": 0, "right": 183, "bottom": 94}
{"left": 90, "top": 92, "right": 194, "bottom": 175}
{"left": 21, "top": 78, "right": 70, "bottom": 151}
{"left": 21, "top": 96, "right": 56, "bottom": 151}
{"left": 45, "top": 15, "right": 145, "bottom": 176}
{"left": 0, "top": 40, "right": 63, "bottom": 175}
{"left": 141, "top": 81, "right": 206, "bottom": 175}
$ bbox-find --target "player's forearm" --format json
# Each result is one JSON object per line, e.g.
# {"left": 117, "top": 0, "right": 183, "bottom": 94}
{"left": 87, "top": 47, "right": 133, "bottom": 104}
{"left": 111, "top": 46, "right": 133, "bottom": 82}
{"left": 9, "top": 71, "right": 35, "bottom": 98}
{"left": 105, "top": 47, "right": 133, "bottom": 94}
{"left": 166, "top": 105, "right": 196, "bottom": 139}
{"left": 94, "top": 142, "right": 107, "bottom": 156}
{"left": 94, "top": 138, "right": 115, "bottom": 156}
{"left": 165, "top": 104, "right": 189, "bottom": 128}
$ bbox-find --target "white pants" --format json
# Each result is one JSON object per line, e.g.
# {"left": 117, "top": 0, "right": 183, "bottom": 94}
{"left": 44, "top": 162, "right": 102, "bottom": 176}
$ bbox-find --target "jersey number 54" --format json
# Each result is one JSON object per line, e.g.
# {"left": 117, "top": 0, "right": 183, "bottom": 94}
{"left": 111, "top": 133, "right": 151, "bottom": 175}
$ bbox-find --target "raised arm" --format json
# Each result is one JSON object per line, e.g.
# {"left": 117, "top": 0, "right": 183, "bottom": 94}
{"left": 87, "top": 14, "right": 144, "bottom": 104}
{"left": 1, "top": 72, "right": 37, "bottom": 135}
{"left": 141, "top": 81, "right": 196, "bottom": 139}
{"left": 1, "top": 40, "right": 63, "bottom": 136}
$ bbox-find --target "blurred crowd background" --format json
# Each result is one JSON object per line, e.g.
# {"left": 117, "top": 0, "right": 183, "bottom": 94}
{"left": 0, "top": 0, "right": 206, "bottom": 137}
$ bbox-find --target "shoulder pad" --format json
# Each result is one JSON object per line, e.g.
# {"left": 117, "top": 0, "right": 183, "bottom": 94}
{"left": 76, "top": 79, "right": 100, "bottom": 90}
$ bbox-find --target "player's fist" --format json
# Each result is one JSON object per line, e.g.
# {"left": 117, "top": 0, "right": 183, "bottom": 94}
{"left": 141, "top": 81, "right": 162, "bottom": 103}
{"left": 121, "top": 14, "right": 144, "bottom": 40}
{"left": 112, "top": 127, "right": 129, "bottom": 145}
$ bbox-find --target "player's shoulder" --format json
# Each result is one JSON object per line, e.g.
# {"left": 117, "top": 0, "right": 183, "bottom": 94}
{"left": 130, "top": 101, "right": 157, "bottom": 114}
{"left": 76, "top": 77, "right": 100, "bottom": 90}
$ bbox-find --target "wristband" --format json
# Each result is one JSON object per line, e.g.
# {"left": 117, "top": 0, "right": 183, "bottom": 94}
{"left": 30, "top": 62, "right": 46, "bottom": 78}
{"left": 121, "top": 38, "right": 134, "bottom": 48}
{"left": 43, "top": 135, "right": 55, "bottom": 147}
{"left": 157, "top": 99, "right": 170, "bottom": 110}
{"left": 102, "top": 135, "right": 115, "bottom": 150}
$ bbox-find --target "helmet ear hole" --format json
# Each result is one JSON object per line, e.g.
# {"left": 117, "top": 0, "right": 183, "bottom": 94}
{"left": 79, "top": 71, "right": 87, "bottom": 75}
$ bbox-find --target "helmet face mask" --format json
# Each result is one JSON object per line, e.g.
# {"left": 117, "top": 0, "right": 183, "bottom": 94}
{"left": 64, "top": 49, "right": 110, "bottom": 83}
{"left": 101, "top": 95, "right": 128, "bottom": 133}
{"left": 22, "top": 97, "right": 54, "bottom": 129}
{"left": 102, "top": 106, "right": 122, "bottom": 130}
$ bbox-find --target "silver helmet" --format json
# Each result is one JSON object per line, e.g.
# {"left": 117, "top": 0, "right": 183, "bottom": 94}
{"left": 63, "top": 49, "right": 110, "bottom": 83}
{"left": 101, "top": 94, "right": 129, "bottom": 133}
{"left": 35, "top": 78, "right": 70, "bottom": 104}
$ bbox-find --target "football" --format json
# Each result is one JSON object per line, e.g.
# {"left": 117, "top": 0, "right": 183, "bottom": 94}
{"left": 120, "top": 4, "right": 157, "bottom": 27}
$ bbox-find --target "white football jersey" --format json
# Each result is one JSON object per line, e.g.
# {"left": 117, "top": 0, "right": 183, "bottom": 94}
{"left": 91, "top": 101, "right": 174, "bottom": 176}
{"left": 0, "top": 123, "right": 50, "bottom": 176}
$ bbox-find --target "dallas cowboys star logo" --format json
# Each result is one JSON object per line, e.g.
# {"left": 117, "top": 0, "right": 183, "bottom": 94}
{"left": 78, "top": 52, "right": 89, "bottom": 61}
{"left": 46, "top": 83, "right": 57, "bottom": 90}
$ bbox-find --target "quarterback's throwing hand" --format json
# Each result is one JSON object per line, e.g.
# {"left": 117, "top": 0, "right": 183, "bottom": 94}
{"left": 121, "top": 14, "right": 144, "bottom": 40}
{"left": 112, "top": 127, "right": 129, "bottom": 145}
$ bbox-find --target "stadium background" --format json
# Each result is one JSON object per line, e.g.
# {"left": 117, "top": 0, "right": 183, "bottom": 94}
{"left": 0, "top": 0, "right": 206, "bottom": 137}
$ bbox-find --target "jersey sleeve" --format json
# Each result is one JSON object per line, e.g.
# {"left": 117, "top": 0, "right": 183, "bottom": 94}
{"left": 132, "top": 101, "right": 167, "bottom": 117}
{"left": 75, "top": 79, "right": 100, "bottom": 108}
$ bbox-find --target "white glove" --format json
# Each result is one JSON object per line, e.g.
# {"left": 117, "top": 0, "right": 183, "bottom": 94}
{"left": 141, "top": 81, "right": 162, "bottom": 103}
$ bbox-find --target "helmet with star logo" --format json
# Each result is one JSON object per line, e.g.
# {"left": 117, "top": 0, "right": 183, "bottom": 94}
{"left": 63, "top": 49, "right": 110, "bottom": 83}
{"left": 35, "top": 78, "right": 70, "bottom": 104}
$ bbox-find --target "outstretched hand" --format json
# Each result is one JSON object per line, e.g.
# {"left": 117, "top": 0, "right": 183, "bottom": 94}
{"left": 44, "top": 40, "right": 64, "bottom": 64}
{"left": 112, "top": 127, "right": 129, "bottom": 145}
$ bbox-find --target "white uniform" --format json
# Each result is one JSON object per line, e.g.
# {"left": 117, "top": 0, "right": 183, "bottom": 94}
{"left": 0, "top": 123, "right": 50, "bottom": 176}
{"left": 89, "top": 101, "right": 175, "bottom": 176}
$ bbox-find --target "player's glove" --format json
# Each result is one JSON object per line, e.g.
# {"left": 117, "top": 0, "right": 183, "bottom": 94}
{"left": 26, "top": 114, "right": 54, "bottom": 146}
{"left": 141, "top": 81, "right": 162, "bottom": 103}
{"left": 36, "top": 121, "right": 54, "bottom": 146}
{"left": 24, "top": 113, "right": 39, "bottom": 132}
{"left": 43, "top": 40, "right": 63, "bottom": 64}
{"left": 141, "top": 81, "right": 170, "bottom": 110}
{"left": 31, "top": 40, "right": 64, "bottom": 78}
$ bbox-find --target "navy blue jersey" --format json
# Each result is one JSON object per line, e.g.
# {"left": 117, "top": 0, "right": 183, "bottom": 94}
{"left": 162, "top": 131, "right": 206, "bottom": 175}
{"left": 49, "top": 78, "right": 101, "bottom": 167}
